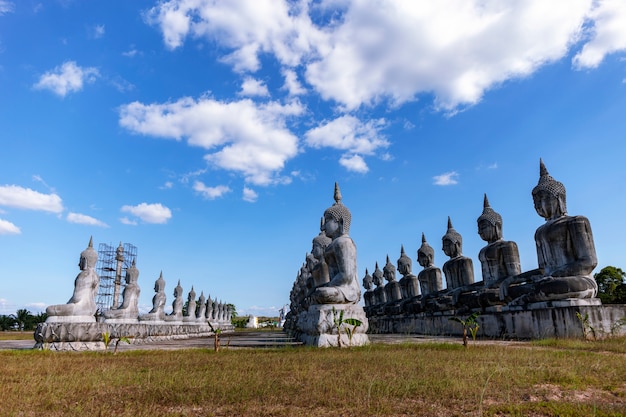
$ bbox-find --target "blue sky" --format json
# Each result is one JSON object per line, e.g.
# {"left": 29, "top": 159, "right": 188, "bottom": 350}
{"left": 1, "top": 0, "right": 626, "bottom": 317}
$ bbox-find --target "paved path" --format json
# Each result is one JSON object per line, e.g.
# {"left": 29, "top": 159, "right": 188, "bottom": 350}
{"left": 0, "top": 331, "right": 528, "bottom": 351}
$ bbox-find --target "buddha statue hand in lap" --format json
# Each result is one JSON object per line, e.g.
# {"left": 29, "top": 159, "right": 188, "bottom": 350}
{"left": 310, "top": 183, "right": 361, "bottom": 305}
{"left": 502, "top": 159, "right": 598, "bottom": 304}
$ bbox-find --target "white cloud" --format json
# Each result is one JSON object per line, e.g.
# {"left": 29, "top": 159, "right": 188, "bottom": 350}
{"left": 122, "top": 47, "right": 140, "bottom": 58}
{"left": 160, "top": 181, "right": 174, "bottom": 189}
{"left": 193, "top": 181, "right": 231, "bottom": 199}
{"left": 433, "top": 171, "right": 459, "bottom": 186}
{"left": 239, "top": 77, "right": 269, "bottom": 97}
{"left": 339, "top": 154, "right": 368, "bottom": 173}
{"left": 33, "top": 61, "right": 99, "bottom": 97}
{"left": 147, "top": 0, "right": 620, "bottom": 111}
{"left": 305, "top": 115, "right": 388, "bottom": 154}
{"left": 120, "top": 217, "right": 138, "bottom": 226}
{"left": 0, "top": 185, "right": 63, "bottom": 213}
{"left": 120, "top": 203, "right": 172, "bottom": 224}
{"left": 573, "top": 0, "right": 626, "bottom": 68}
{"left": 0, "top": 0, "right": 14, "bottom": 15}
{"left": 281, "top": 68, "right": 306, "bottom": 96}
{"left": 0, "top": 218, "right": 20, "bottom": 235}
{"left": 119, "top": 96, "right": 303, "bottom": 185}
{"left": 93, "top": 24, "right": 105, "bottom": 39}
{"left": 242, "top": 186, "right": 258, "bottom": 202}
{"left": 66, "top": 212, "right": 108, "bottom": 227}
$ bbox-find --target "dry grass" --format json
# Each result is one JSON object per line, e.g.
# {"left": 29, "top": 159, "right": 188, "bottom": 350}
{"left": 0, "top": 331, "right": 34, "bottom": 341}
{"left": 1, "top": 338, "right": 626, "bottom": 416}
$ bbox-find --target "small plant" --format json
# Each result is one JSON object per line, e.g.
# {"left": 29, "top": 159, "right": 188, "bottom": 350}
{"left": 576, "top": 312, "right": 596, "bottom": 340}
{"left": 449, "top": 312, "right": 480, "bottom": 348}
{"left": 102, "top": 332, "right": 131, "bottom": 354}
{"left": 331, "top": 307, "right": 363, "bottom": 347}
{"left": 113, "top": 336, "right": 131, "bottom": 354}
{"left": 207, "top": 322, "right": 222, "bottom": 352}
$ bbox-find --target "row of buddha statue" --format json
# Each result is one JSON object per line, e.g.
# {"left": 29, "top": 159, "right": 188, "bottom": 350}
{"left": 45, "top": 237, "right": 232, "bottom": 325}
{"left": 363, "top": 159, "right": 598, "bottom": 316}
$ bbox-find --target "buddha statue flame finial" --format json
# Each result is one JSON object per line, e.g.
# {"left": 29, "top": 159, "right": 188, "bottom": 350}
{"left": 477, "top": 193, "right": 502, "bottom": 226}
{"left": 443, "top": 216, "right": 462, "bottom": 245}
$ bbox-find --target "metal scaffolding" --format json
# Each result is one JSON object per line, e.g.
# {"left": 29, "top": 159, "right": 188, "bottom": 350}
{"left": 96, "top": 242, "right": 137, "bottom": 313}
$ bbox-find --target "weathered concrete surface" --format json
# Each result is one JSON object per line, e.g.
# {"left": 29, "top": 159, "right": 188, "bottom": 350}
{"left": 367, "top": 300, "right": 626, "bottom": 339}
{"left": 297, "top": 304, "right": 369, "bottom": 347}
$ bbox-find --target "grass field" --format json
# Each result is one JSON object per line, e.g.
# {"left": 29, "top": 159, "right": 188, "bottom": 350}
{"left": 1, "top": 335, "right": 625, "bottom": 416}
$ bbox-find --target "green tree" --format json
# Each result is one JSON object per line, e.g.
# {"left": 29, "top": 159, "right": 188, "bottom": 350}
{"left": 11, "top": 309, "right": 34, "bottom": 331}
{"left": 0, "top": 315, "right": 17, "bottom": 331}
{"left": 226, "top": 303, "right": 237, "bottom": 319}
{"left": 594, "top": 266, "right": 626, "bottom": 304}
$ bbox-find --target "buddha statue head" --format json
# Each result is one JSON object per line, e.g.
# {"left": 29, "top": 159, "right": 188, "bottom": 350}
{"left": 78, "top": 236, "right": 98, "bottom": 270}
{"left": 126, "top": 259, "right": 139, "bottom": 285}
{"left": 532, "top": 159, "right": 567, "bottom": 220}
{"left": 372, "top": 262, "right": 384, "bottom": 287}
{"left": 397, "top": 245, "right": 412, "bottom": 276}
{"left": 442, "top": 217, "right": 462, "bottom": 258}
{"left": 174, "top": 280, "right": 183, "bottom": 297}
{"left": 198, "top": 291, "right": 205, "bottom": 305}
{"left": 383, "top": 255, "right": 397, "bottom": 282}
{"left": 417, "top": 233, "right": 435, "bottom": 268}
{"left": 362, "top": 268, "right": 373, "bottom": 290}
{"left": 323, "top": 183, "right": 352, "bottom": 238}
{"left": 188, "top": 286, "right": 196, "bottom": 302}
{"left": 155, "top": 271, "right": 166, "bottom": 292}
{"left": 477, "top": 194, "right": 503, "bottom": 243}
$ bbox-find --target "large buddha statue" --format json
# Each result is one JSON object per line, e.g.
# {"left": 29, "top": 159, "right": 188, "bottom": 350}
{"left": 502, "top": 159, "right": 598, "bottom": 304}
{"left": 46, "top": 237, "right": 100, "bottom": 322}
{"left": 442, "top": 217, "right": 474, "bottom": 289}
{"left": 310, "top": 183, "right": 361, "bottom": 305}
{"left": 139, "top": 272, "right": 167, "bottom": 322}
{"left": 165, "top": 280, "right": 184, "bottom": 322}
{"left": 104, "top": 259, "right": 140, "bottom": 322}
{"left": 383, "top": 255, "right": 403, "bottom": 315}
{"left": 417, "top": 233, "right": 443, "bottom": 296}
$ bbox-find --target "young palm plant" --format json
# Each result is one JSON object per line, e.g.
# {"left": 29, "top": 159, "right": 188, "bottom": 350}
{"left": 449, "top": 312, "right": 480, "bottom": 348}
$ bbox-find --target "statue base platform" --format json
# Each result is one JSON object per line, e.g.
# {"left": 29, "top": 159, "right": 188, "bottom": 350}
{"left": 45, "top": 315, "right": 96, "bottom": 323}
{"left": 296, "top": 304, "right": 369, "bottom": 347}
{"left": 367, "top": 299, "right": 626, "bottom": 339}
{"left": 34, "top": 321, "right": 234, "bottom": 351}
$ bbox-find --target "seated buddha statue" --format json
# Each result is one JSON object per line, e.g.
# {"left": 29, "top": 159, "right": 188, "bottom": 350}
{"left": 310, "top": 218, "right": 332, "bottom": 289}
{"left": 362, "top": 268, "right": 375, "bottom": 313}
{"left": 383, "top": 255, "right": 403, "bottom": 315}
{"left": 46, "top": 237, "right": 100, "bottom": 322}
{"left": 441, "top": 218, "right": 476, "bottom": 310}
{"left": 310, "top": 183, "right": 361, "bottom": 305}
{"left": 104, "top": 259, "right": 141, "bottom": 322}
{"left": 183, "top": 286, "right": 197, "bottom": 322}
{"left": 396, "top": 245, "right": 421, "bottom": 314}
{"left": 197, "top": 291, "right": 207, "bottom": 322}
{"left": 165, "top": 280, "right": 184, "bottom": 321}
{"left": 372, "top": 262, "right": 387, "bottom": 307}
{"left": 139, "top": 272, "right": 167, "bottom": 322}
{"left": 416, "top": 233, "right": 445, "bottom": 311}
{"left": 501, "top": 159, "right": 598, "bottom": 304}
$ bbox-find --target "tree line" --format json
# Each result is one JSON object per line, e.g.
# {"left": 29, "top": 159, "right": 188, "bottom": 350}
{"left": 0, "top": 309, "right": 47, "bottom": 331}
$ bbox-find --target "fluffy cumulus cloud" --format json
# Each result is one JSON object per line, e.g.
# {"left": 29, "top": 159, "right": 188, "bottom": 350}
{"left": 66, "top": 212, "right": 108, "bottom": 227}
{"left": 433, "top": 171, "right": 459, "bottom": 186}
{"left": 242, "top": 186, "right": 258, "bottom": 202}
{"left": 193, "top": 181, "right": 231, "bottom": 199}
{"left": 0, "top": 185, "right": 63, "bottom": 213}
{"left": 120, "top": 203, "right": 172, "bottom": 224}
{"left": 33, "top": 61, "right": 99, "bottom": 97}
{"left": 0, "top": 218, "right": 20, "bottom": 235}
{"left": 147, "top": 0, "right": 626, "bottom": 111}
{"left": 573, "top": 0, "right": 626, "bottom": 68}
{"left": 305, "top": 115, "right": 387, "bottom": 172}
{"left": 239, "top": 77, "right": 269, "bottom": 97}
{"left": 119, "top": 96, "right": 303, "bottom": 185}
